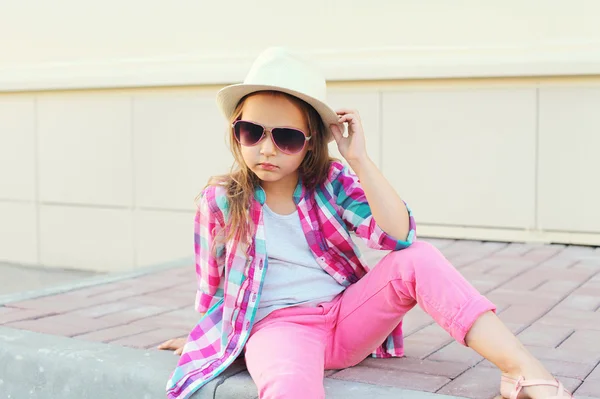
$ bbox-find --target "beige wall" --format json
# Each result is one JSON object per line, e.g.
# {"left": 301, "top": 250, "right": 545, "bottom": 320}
{"left": 2, "top": 1, "right": 600, "bottom": 89}
{"left": 2, "top": 78, "right": 600, "bottom": 271}
{"left": 1, "top": 2, "right": 599, "bottom": 271}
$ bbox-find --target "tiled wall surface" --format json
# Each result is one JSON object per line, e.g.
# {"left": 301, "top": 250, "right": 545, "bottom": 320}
{"left": 1, "top": 82, "right": 599, "bottom": 271}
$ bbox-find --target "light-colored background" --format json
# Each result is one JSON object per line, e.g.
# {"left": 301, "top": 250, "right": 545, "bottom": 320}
{"left": 1, "top": 1, "right": 599, "bottom": 272}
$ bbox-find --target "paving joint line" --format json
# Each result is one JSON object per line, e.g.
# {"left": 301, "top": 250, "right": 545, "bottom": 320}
{"left": 437, "top": 240, "right": 461, "bottom": 251}
{"left": 519, "top": 246, "right": 539, "bottom": 257}
{"left": 68, "top": 301, "right": 198, "bottom": 343}
{"left": 481, "top": 262, "right": 504, "bottom": 275}
{"left": 84, "top": 285, "right": 133, "bottom": 299}
{"left": 529, "top": 279, "right": 550, "bottom": 291}
{"left": 4, "top": 283, "right": 188, "bottom": 321}
{"left": 481, "top": 253, "right": 576, "bottom": 296}
{"left": 433, "top": 239, "right": 459, "bottom": 250}
{"left": 581, "top": 359, "right": 600, "bottom": 382}
{"left": 481, "top": 271, "right": 533, "bottom": 295}
{"left": 454, "top": 254, "right": 492, "bottom": 271}
{"left": 565, "top": 256, "right": 598, "bottom": 269}
{"left": 519, "top": 261, "right": 597, "bottom": 328}
{"left": 554, "top": 330, "right": 576, "bottom": 349}
{"left": 418, "top": 339, "right": 454, "bottom": 361}
{"left": 402, "top": 321, "right": 436, "bottom": 338}
{"left": 71, "top": 324, "right": 158, "bottom": 342}
{"left": 84, "top": 279, "right": 185, "bottom": 299}
{"left": 433, "top": 361, "right": 478, "bottom": 395}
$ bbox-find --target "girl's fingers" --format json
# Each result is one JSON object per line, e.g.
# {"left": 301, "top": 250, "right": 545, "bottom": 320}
{"left": 335, "top": 108, "right": 360, "bottom": 116}
{"left": 158, "top": 337, "right": 186, "bottom": 350}
{"left": 338, "top": 114, "right": 355, "bottom": 124}
{"left": 330, "top": 124, "right": 344, "bottom": 142}
{"left": 157, "top": 339, "right": 172, "bottom": 349}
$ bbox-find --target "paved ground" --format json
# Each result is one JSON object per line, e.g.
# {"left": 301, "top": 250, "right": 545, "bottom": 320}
{"left": 1, "top": 238, "right": 600, "bottom": 398}
{"left": 0, "top": 262, "right": 99, "bottom": 295}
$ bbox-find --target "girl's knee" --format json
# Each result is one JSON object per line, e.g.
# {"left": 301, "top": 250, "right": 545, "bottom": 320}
{"left": 405, "top": 240, "right": 441, "bottom": 255}
{"left": 382, "top": 241, "right": 450, "bottom": 277}
{"left": 387, "top": 240, "right": 443, "bottom": 262}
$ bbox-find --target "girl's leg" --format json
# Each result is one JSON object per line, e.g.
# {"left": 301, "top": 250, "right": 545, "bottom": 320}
{"left": 245, "top": 308, "right": 327, "bottom": 399}
{"left": 326, "top": 240, "right": 495, "bottom": 369}
{"left": 325, "top": 241, "right": 565, "bottom": 398}
{"left": 466, "top": 312, "right": 564, "bottom": 398}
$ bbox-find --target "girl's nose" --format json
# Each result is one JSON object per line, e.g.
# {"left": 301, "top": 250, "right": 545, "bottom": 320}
{"left": 259, "top": 131, "right": 277, "bottom": 155}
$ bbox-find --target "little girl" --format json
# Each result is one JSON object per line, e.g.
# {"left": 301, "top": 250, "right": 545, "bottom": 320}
{"left": 159, "top": 47, "right": 572, "bottom": 399}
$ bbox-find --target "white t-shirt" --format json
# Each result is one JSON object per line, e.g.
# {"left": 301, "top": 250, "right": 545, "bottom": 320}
{"left": 255, "top": 204, "right": 346, "bottom": 322}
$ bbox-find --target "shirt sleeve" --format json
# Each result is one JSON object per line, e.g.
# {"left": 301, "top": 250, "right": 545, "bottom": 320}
{"left": 332, "top": 163, "right": 417, "bottom": 251}
{"left": 194, "top": 186, "right": 227, "bottom": 314}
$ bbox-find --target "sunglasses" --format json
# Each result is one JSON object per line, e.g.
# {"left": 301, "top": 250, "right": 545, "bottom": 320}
{"left": 232, "top": 120, "right": 311, "bottom": 154}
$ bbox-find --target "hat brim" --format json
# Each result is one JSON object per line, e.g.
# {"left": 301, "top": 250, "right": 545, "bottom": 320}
{"left": 216, "top": 84, "right": 341, "bottom": 143}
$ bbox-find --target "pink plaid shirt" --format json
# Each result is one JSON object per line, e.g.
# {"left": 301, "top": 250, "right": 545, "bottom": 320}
{"left": 167, "top": 161, "right": 417, "bottom": 398}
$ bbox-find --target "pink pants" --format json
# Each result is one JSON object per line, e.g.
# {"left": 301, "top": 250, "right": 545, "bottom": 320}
{"left": 244, "top": 241, "right": 496, "bottom": 399}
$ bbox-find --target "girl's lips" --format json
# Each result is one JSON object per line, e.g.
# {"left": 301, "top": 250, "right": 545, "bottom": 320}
{"left": 258, "top": 163, "right": 278, "bottom": 171}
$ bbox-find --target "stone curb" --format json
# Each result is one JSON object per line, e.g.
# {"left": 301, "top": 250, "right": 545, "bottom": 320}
{"left": 0, "top": 326, "right": 468, "bottom": 399}
{"left": 0, "top": 256, "right": 194, "bottom": 306}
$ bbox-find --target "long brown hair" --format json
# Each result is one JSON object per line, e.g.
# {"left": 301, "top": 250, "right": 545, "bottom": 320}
{"left": 204, "top": 91, "right": 336, "bottom": 245}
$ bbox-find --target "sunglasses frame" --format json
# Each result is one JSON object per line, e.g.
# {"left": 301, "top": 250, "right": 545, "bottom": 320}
{"left": 232, "top": 120, "right": 312, "bottom": 155}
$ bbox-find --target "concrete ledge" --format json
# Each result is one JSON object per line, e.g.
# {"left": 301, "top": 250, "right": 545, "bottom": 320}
{"left": 0, "top": 325, "right": 248, "bottom": 399}
{"left": 0, "top": 326, "right": 466, "bottom": 399}
{"left": 0, "top": 326, "right": 179, "bottom": 398}
{"left": 216, "top": 371, "right": 466, "bottom": 399}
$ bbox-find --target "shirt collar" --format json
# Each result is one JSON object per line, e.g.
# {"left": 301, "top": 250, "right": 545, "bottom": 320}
{"left": 252, "top": 177, "right": 306, "bottom": 205}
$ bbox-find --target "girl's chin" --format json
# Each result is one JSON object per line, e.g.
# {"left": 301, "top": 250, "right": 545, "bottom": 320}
{"left": 253, "top": 169, "right": 281, "bottom": 180}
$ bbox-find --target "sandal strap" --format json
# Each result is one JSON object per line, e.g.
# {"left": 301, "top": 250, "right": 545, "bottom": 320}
{"left": 502, "top": 376, "right": 572, "bottom": 399}
{"left": 520, "top": 379, "right": 560, "bottom": 388}
{"left": 508, "top": 376, "right": 525, "bottom": 399}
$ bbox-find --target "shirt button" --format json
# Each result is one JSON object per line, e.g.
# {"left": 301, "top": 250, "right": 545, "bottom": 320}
{"left": 246, "top": 321, "right": 251, "bottom": 329}
{"left": 252, "top": 293, "right": 257, "bottom": 301}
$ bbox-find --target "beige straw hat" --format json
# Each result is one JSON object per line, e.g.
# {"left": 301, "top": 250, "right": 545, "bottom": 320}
{"left": 216, "top": 47, "right": 342, "bottom": 142}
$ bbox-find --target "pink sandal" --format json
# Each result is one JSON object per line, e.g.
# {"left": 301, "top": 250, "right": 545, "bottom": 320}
{"left": 501, "top": 375, "right": 573, "bottom": 399}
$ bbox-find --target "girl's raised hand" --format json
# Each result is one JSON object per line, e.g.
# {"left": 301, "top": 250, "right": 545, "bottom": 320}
{"left": 330, "top": 109, "right": 369, "bottom": 166}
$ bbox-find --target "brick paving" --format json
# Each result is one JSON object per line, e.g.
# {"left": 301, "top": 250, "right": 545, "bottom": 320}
{"left": 1, "top": 238, "right": 600, "bottom": 398}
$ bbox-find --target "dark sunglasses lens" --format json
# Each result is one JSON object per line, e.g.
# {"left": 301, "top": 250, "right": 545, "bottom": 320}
{"left": 272, "top": 128, "right": 306, "bottom": 153}
{"left": 235, "top": 121, "right": 264, "bottom": 146}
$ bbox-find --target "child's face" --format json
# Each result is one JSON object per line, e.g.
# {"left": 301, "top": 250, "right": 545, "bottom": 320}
{"left": 239, "top": 93, "right": 311, "bottom": 186}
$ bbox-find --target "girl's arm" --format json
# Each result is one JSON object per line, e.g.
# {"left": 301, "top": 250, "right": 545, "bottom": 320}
{"left": 194, "top": 186, "right": 226, "bottom": 313}
{"left": 347, "top": 156, "right": 410, "bottom": 242}
{"left": 158, "top": 185, "right": 225, "bottom": 356}
{"left": 331, "top": 109, "right": 410, "bottom": 242}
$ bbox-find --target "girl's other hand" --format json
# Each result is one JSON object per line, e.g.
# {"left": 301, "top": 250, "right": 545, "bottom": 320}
{"left": 157, "top": 337, "right": 186, "bottom": 355}
{"left": 330, "top": 109, "right": 369, "bottom": 166}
